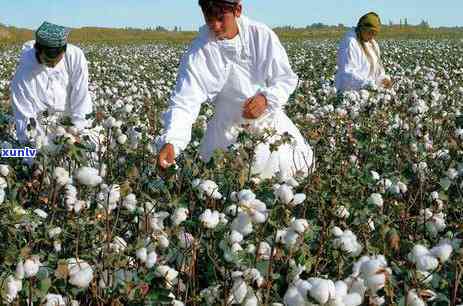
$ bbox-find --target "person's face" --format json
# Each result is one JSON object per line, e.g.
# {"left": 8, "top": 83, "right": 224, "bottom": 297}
{"left": 38, "top": 50, "right": 65, "bottom": 68}
{"left": 203, "top": 4, "right": 242, "bottom": 40}
{"left": 360, "top": 29, "right": 378, "bottom": 42}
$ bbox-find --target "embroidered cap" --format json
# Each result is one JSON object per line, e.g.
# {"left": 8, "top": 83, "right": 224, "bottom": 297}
{"left": 35, "top": 21, "right": 71, "bottom": 48}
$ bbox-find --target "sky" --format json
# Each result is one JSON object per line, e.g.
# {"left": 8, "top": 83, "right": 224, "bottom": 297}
{"left": 0, "top": 0, "right": 461, "bottom": 31}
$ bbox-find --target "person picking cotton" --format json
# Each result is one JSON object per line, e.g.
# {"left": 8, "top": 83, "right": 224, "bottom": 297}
{"left": 156, "top": 0, "right": 313, "bottom": 180}
{"left": 335, "top": 12, "right": 392, "bottom": 92}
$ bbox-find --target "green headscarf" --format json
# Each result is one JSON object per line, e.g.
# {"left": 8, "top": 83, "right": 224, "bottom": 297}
{"left": 357, "top": 12, "right": 381, "bottom": 33}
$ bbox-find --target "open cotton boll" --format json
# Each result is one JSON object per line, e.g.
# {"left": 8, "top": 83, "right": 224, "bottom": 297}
{"left": 231, "top": 213, "right": 253, "bottom": 237}
{"left": 198, "top": 179, "right": 222, "bottom": 199}
{"left": 136, "top": 247, "right": 148, "bottom": 263}
{"left": 408, "top": 245, "right": 430, "bottom": 263}
{"left": 290, "top": 219, "right": 309, "bottom": 234}
{"left": 292, "top": 193, "right": 306, "bottom": 206}
{"left": 44, "top": 294, "right": 65, "bottom": 306}
{"left": 407, "top": 290, "right": 426, "bottom": 306}
{"left": 368, "top": 193, "right": 383, "bottom": 208}
{"left": 16, "top": 261, "right": 25, "bottom": 279}
{"left": 178, "top": 231, "right": 195, "bottom": 249}
{"left": 335, "top": 205, "right": 350, "bottom": 218}
{"left": 342, "top": 293, "right": 363, "bottom": 306}
{"left": 257, "top": 242, "right": 272, "bottom": 260}
{"left": 230, "top": 230, "right": 244, "bottom": 244}
{"left": 415, "top": 255, "right": 439, "bottom": 271}
{"left": 146, "top": 251, "right": 158, "bottom": 268}
{"left": 0, "top": 177, "right": 7, "bottom": 189}
{"left": 48, "top": 227, "right": 62, "bottom": 239}
{"left": 283, "top": 285, "right": 307, "bottom": 306}
{"left": 155, "top": 265, "right": 179, "bottom": 283}
{"left": 334, "top": 280, "right": 348, "bottom": 297}
{"left": 171, "top": 207, "right": 189, "bottom": 226}
{"left": 34, "top": 208, "right": 48, "bottom": 219}
{"left": 53, "top": 167, "right": 69, "bottom": 186}
{"left": 24, "top": 257, "right": 41, "bottom": 278}
{"left": 0, "top": 164, "right": 9, "bottom": 177}
{"left": 228, "top": 277, "right": 248, "bottom": 304}
{"left": 75, "top": 167, "right": 102, "bottom": 187}
{"left": 308, "top": 278, "right": 336, "bottom": 304}
{"left": 199, "top": 209, "right": 220, "bottom": 229}
{"left": 4, "top": 276, "right": 22, "bottom": 304}
{"left": 122, "top": 194, "right": 137, "bottom": 212}
{"left": 238, "top": 189, "right": 256, "bottom": 202}
{"left": 364, "top": 273, "right": 386, "bottom": 293}
{"left": 430, "top": 242, "right": 453, "bottom": 263}
{"left": 67, "top": 258, "right": 93, "bottom": 288}
{"left": 276, "top": 184, "right": 294, "bottom": 204}
{"left": 0, "top": 189, "right": 5, "bottom": 205}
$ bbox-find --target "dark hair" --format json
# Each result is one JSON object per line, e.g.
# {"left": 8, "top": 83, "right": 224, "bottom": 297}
{"left": 34, "top": 42, "right": 67, "bottom": 59}
{"left": 198, "top": 0, "right": 238, "bottom": 18}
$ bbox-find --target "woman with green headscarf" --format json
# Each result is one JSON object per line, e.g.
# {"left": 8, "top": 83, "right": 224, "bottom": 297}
{"left": 335, "top": 12, "right": 392, "bottom": 92}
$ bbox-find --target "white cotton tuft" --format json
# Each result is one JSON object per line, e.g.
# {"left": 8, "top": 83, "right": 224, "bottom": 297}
{"left": 67, "top": 258, "right": 93, "bottom": 288}
{"left": 75, "top": 167, "right": 102, "bottom": 187}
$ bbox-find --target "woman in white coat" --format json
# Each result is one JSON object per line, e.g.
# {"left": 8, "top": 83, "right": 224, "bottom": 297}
{"left": 335, "top": 12, "right": 392, "bottom": 93}
{"left": 157, "top": 0, "right": 313, "bottom": 180}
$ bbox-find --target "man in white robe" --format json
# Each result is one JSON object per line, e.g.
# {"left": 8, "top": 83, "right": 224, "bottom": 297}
{"left": 157, "top": 0, "right": 313, "bottom": 180}
{"left": 335, "top": 12, "right": 392, "bottom": 93}
{"left": 10, "top": 21, "right": 92, "bottom": 146}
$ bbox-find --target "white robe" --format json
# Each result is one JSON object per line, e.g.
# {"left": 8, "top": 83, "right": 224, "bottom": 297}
{"left": 335, "top": 29, "right": 388, "bottom": 92}
{"left": 158, "top": 16, "right": 313, "bottom": 180}
{"left": 10, "top": 41, "right": 92, "bottom": 144}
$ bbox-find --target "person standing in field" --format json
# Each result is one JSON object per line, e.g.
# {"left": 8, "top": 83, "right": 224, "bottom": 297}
{"left": 335, "top": 12, "right": 392, "bottom": 92}
{"left": 157, "top": 0, "right": 314, "bottom": 180}
{"left": 10, "top": 21, "right": 92, "bottom": 145}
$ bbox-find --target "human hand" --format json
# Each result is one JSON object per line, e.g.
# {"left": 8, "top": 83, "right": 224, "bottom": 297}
{"left": 382, "top": 78, "right": 393, "bottom": 89}
{"left": 242, "top": 94, "right": 268, "bottom": 119}
{"left": 157, "top": 143, "right": 176, "bottom": 169}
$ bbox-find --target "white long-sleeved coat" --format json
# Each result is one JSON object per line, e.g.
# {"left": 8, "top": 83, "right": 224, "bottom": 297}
{"left": 158, "top": 16, "right": 313, "bottom": 179}
{"left": 10, "top": 41, "right": 92, "bottom": 144}
{"left": 335, "top": 29, "right": 388, "bottom": 92}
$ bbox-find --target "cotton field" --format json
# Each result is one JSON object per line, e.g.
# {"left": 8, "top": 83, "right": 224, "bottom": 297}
{"left": 0, "top": 39, "right": 462, "bottom": 305}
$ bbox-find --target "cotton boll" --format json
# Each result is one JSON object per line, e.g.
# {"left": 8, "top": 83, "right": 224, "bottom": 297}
{"left": 199, "top": 209, "right": 220, "bottom": 229}
{"left": 178, "top": 231, "right": 195, "bottom": 249}
{"left": 136, "top": 247, "right": 148, "bottom": 262}
{"left": 171, "top": 207, "right": 189, "bottom": 226}
{"left": 370, "top": 170, "right": 380, "bottom": 181}
{"left": 430, "top": 242, "right": 453, "bottom": 263}
{"left": 228, "top": 277, "right": 247, "bottom": 304}
{"left": 334, "top": 280, "right": 348, "bottom": 297}
{"left": 4, "top": 276, "right": 22, "bottom": 303}
{"left": 122, "top": 194, "right": 137, "bottom": 212}
{"left": 110, "top": 236, "right": 127, "bottom": 253}
{"left": 48, "top": 227, "right": 62, "bottom": 239}
{"left": 0, "top": 164, "right": 9, "bottom": 177}
{"left": 364, "top": 273, "right": 386, "bottom": 292}
{"left": 67, "top": 258, "right": 93, "bottom": 288}
{"left": 75, "top": 167, "right": 102, "bottom": 187}
{"left": 238, "top": 189, "right": 256, "bottom": 202}
{"left": 283, "top": 286, "right": 306, "bottom": 306}
{"left": 34, "top": 208, "right": 48, "bottom": 219}
{"left": 0, "top": 177, "right": 7, "bottom": 189}
{"left": 332, "top": 226, "right": 344, "bottom": 237}
{"left": 24, "top": 257, "right": 41, "bottom": 278}
{"left": 335, "top": 205, "right": 350, "bottom": 218}
{"left": 408, "top": 245, "right": 430, "bottom": 263}
{"left": 155, "top": 265, "right": 178, "bottom": 284}
{"left": 368, "top": 193, "right": 383, "bottom": 208}
{"left": 342, "top": 293, "right": 363, "bottom": 306}
{"left": 146, "top": 251, "right": 158, "bottom": 268}
{"left": 309, "top": 278, "right": 336, "bottom": 304}
{"left": 117, "top": 134, "right": 127, "bottom": 145}
{"left": 415, "top": 255, "right": 439, "bottom": 271}
{"left": 53, "top": 240, "right": 62, "bottom": 252}
{"left": 258, "top": 242, "right": 272, "bottom": 260}
{"left": 290, "top": 219, "right": 309, "bottom": 234}
{"left": 407, "top": 290, "right": 426, "bottom": 306}
{"left": 44, "top": 294, "right": 65, "bottom": 306}
{"left": 292, "top": 193, "right": 306, "bottom": 206}
{"left": 276, "top": 184, "right": 294, "bottom": 204}
{"left": 53, "top": 167, "right": 69, "bottom": 186}
{"left": 230, "top": 230, "right": 244, "bottom": 244}
{"left": 231, "top": 213, "right": 253, "bottom": 236}
{"left": 0, "top": 189, "right": 5, "bottom": 205}
{"left": 16, "top": 261, "right": 25, "bottom": 279}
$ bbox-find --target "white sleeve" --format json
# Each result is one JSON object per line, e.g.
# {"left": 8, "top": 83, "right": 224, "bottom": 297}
{"left": 10, "top": 59, "right": 38, "bottom": 144}
{"left": 373, "top": 40, "right": 388, "bottom": 83}
{"left": 258, "top": 29, "right": 298, "bottom": 112}
{"left": 336, "top": 39, "right": 371, "bottom": 91}
{"left": 158, "top": 42, "right": 223, "bottom": 155}
{"left": 68, "top": 49, "right": 92, "bottom": 130}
